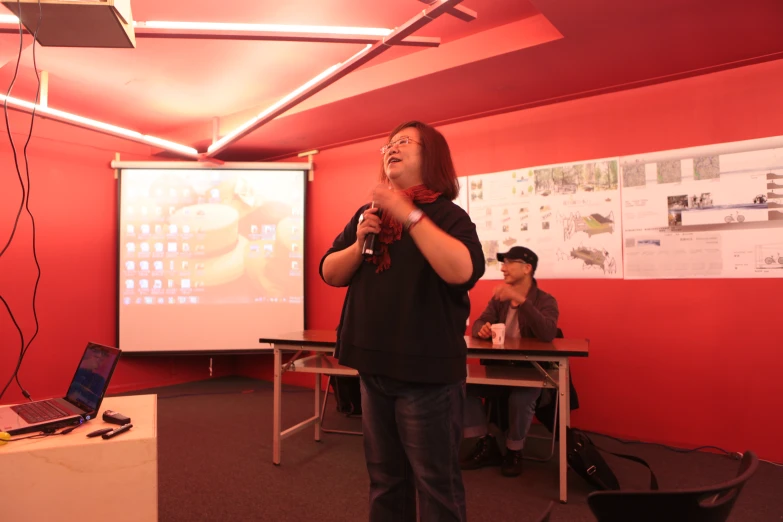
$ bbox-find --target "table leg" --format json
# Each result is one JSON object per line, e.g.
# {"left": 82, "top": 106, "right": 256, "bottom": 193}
{"left": 558, "top": 358, "right": 569, "bottom": 503}
{"left": 273, "top": 347, "right": 282, "bottom": 465}
{"left": 315, "top": 373, "right": 322, "bottom": 442}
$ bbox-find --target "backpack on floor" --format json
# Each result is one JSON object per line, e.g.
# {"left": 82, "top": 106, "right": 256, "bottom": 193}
{"left": 566, "top": 428, "right": 658, "bottom": 491}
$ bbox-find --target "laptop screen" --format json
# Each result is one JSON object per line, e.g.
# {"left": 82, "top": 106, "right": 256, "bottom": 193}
{"left": 65, "top": 343, "right": 121, "bottom": 413}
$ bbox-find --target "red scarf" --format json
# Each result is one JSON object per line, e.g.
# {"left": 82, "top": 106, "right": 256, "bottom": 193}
{"left": 367, "top": 184, "right": 441, "bottom": 273}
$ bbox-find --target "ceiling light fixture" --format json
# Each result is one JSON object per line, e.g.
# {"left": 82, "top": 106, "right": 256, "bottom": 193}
{"left": 207, "top": 53, "right": 359, "bottom": 155}
{"left": 0, "top": 93, "right": 199, "bottom": 157}
{"left": 138, "top": 21, "right": 392, "bottom": 37}
{"left": 207, "top": 0, "right": 467, "bottom": 157}
{"left": 0, "top": 16, "right": 439, "bottom": 46}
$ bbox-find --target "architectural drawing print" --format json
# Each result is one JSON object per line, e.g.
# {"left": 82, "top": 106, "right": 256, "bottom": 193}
{"left": 481, "top": 239, "right": 500, "bottom": 268}
{"left": 535, "top": 166, "right": 581, "bottom": 195}
{"left": 534, "top": 168, "right": 554, "bottom": 195}
{"left": 657, "top": 160, "right": 682, "bottom": 184}
{"left": 622, "top": 160, "right": 646, "bottom": 188}
{"left": 560, "top": 211, "right": 615, "bottom": 240}
{"left": 582, "top": 161, "right": 619, "bottom": 191}
{"left": 755, "top": 244, "right": 783, "bottom": 269}
{"left": 693, "top": 156, "right": 720, "bottom": 180}
{"left": 470, "top": 178, "right": 483, "bottom": 201}
{"left": 569, "top": 246, "right": 617, "bottom": 274}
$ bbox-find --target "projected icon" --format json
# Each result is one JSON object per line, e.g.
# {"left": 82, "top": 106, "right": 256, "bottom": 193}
{"left": 181, "top": 279, "right": 191, "bottom": 289}
{"left": 140, "top": 224, "right": 150, "bottom": 234}
{"left": 123, "top": 297, "right": 131, "bottom": 305}
{"left": 139, "top": 261, "right": 150, "bottom": 271}
{"left": 126, "top": 243, "right": 136, "bottom": 253}
{"left": 182, "top": 225, "right": 191, "bottom": 234}
{"left": 169, "top": 224, "right": 178, "bottom": 234}
{"left": 125, "top": 280, "right": 134, "bottom": 289}
{"left": 140, "top": 242, "right": 150, "bottom": 252}
{"left": 167, "top": 242, "right": 178, "bottom": 253}
{"left": 153, "top": 280, "right": 162, "bottom": 289}
{"left": 139, "top": 279, "right": 149, "bottom": 289}
{"left": 182, "top": 243, "right": 190, "bottom": 253}
{"left": 154, "top": 242, "right": 164, "bottom": 253}
{"left": 153, "top": 261, "right": 163, "bottom": 271}
{"left": 126, "top": 224, "right": 135, "bottom": 234}
{"left": 154, "top": 224, "right": 163, "bottom": 234}
{"left": 125, "top": 261, "right": 135, "bottom": 271}
{"left": 262, "top": 225, "right": 276, "bottom": 239}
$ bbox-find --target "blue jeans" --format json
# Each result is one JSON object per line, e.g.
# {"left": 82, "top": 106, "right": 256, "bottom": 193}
{"left": 463, "top": 385, "right": 542, "bottom": 451}
{"left": 360, "top": 374, "right": 467, "bottom": 522}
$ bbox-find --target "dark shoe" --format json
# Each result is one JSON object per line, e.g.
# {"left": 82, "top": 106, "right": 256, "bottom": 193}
{"left": 460, "top": 435, "right": 502, "bottom": 470}
{"left": 501, "top": 449, "right": 523, "bottom": 477}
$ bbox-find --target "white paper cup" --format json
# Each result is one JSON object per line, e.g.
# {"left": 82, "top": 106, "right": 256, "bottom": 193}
{"left": 490, "top": 323, "right": 506, "bottom": 345}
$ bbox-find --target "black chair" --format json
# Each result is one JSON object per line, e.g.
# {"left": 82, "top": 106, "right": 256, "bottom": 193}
{"left": 535, "top": 501, "right": 554, "bottom": 522}
{"left": 586, "top": 451, "right": 759, "bottom": 522}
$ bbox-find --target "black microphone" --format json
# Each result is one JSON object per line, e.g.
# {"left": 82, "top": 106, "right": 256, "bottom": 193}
{"left": 361, "top": 202, "right": 380, "bottom": 257}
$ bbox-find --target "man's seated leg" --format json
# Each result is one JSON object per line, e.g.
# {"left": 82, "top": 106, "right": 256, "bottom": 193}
{"left": 460, "top": 385, "right": 501, "bottom": 470}
{"left": 501, "top": 387, "right": 543, "bottom": 477}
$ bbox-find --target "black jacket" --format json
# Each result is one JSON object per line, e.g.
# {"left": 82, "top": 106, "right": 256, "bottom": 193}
{"left": 320, "top": 196, "right": 485, "bottom": 384}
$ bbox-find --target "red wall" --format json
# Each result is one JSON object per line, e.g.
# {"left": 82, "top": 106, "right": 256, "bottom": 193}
{"left": 2, "top": 57, "right": 781, "bottom": 463}
{"left": 0, "top": 116, "right": 237, "bottom": 405}
{"left": 277, "top": 58, "right": 782, "bottom": 462}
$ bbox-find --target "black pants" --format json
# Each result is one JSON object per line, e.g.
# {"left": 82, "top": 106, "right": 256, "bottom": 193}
{"left": 360, "top": 373, "right": 467, "bottom": 522}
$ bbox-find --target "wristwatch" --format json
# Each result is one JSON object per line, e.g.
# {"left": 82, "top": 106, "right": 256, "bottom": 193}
{"left": 404, "top": 209, "right": 425, "bottom": 231}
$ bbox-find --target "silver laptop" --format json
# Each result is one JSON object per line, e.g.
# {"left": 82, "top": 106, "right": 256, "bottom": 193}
{"left": 0, "top": 342, "right": 121, "bottom": 436}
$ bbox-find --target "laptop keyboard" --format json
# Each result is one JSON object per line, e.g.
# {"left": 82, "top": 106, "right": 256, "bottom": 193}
{"left": 11, "top": 400, "right": 71, "bottom": 424}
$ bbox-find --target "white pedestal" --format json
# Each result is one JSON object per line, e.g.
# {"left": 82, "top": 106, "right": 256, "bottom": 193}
{"left": 0, "top": 394, "right": 158, "bottom": 522}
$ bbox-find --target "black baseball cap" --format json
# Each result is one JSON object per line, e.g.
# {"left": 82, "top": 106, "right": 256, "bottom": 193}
{"left": 497, "top": 246, "right": 538, "bottom": 271}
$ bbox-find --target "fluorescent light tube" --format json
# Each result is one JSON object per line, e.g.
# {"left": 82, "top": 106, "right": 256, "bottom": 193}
{"left": 0, "top": 93, "right": 199, "bottom": 157}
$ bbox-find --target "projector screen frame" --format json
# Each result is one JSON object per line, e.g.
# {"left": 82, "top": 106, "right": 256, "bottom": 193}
{"left": 114, "top": 161, "right": 310, "bottom": 355}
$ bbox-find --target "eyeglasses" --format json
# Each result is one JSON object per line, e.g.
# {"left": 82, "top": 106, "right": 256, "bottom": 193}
{"left": 500, "top": 260, "right": 530, "bottom": 266}
{"left": 380, "top": 136, "right": 421, "bottom": 155}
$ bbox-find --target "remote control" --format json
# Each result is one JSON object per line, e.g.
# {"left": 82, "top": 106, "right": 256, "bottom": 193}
{"left": 102, "top": 423, "right": 133, "bottom": 439}
{"left": 87, "top": 428, "right": 114, "bottom": 438}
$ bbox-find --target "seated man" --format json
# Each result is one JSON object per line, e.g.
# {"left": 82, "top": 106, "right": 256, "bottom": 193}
{"left": 461, "top": 246, "right": 559, "bottom": 477}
